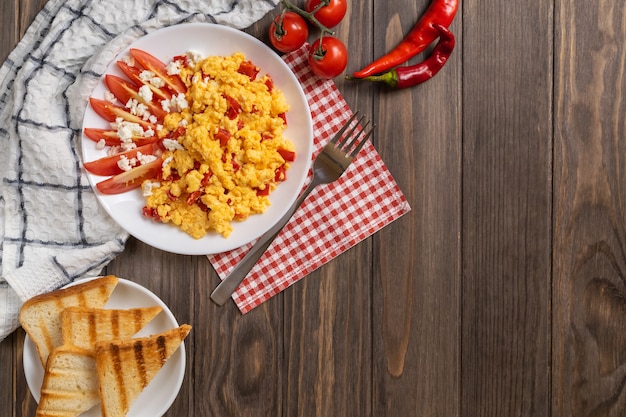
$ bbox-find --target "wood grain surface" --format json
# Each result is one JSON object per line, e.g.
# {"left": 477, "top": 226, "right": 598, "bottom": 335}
{"left": 3, "top": 0, "right": 626, "bottom": 416}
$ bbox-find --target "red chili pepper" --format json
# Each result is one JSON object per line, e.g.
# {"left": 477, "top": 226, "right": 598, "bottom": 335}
{"left": 351, "top": 0, "right": 458, "bottom": 78}
{"left": 351, "top": 24, "right": 454, "bottom": 88}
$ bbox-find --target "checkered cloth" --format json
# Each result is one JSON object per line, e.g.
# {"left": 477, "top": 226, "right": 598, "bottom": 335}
{"left": 208, "top": 45, "right": 411, "bottom": 312}
{"left": 0, "top": 0, "right": 278, "bottom": 341}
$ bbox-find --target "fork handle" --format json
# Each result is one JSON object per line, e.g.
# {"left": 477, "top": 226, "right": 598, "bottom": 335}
{"left": 210, "top": 179, "right": 319, "bottom": 305}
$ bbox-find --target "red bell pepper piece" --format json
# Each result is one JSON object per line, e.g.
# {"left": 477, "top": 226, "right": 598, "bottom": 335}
{"left": 222, "top": 94, "right": 241, "bottom": 120}
{"left": 237, "top": 61, "right": 260, "bottom": 80}
{"left": 277, "top": 148, "right": 296, "bottom": 162}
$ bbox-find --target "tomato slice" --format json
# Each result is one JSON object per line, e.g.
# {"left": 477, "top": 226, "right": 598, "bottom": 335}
{"left": 83, "top": 128, "right": 159, "bottom": 147}
{"left": 95, "top": 157, "right": 163, "bottom": 194}
{"left": 117, "top": 60, "right": 173, "bottom": 101}
{"left": 129, "top": 49, "right": 187, "bottom": 95}
{"left": 89, "top": 98, "right": 155, "bottom": 131}
{"left": 105, "top": 74, "right": 167, "bottom": 121}
{"left": 83, "top": 143, "right": 161, "bottom": 176}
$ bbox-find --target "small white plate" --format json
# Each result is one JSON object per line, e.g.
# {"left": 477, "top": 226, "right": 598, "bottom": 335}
{"left": 23, "top": 277, "right": 187, "bottom": 417}
{"left": 81, "top": 23, "right": 314, "bottom": 255}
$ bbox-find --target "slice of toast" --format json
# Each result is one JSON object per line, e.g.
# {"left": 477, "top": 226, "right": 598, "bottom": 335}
{"left": 61, "top": 306, "right": 163, "bottom": 351}
{"left": 19, "top": 275, "right": 118, "bottom": 367}
{"left": 35, "top": 345, "right": 100, "bottom": 417}
{"left": 95, "top": 324, "right": 192, "bottom": 417}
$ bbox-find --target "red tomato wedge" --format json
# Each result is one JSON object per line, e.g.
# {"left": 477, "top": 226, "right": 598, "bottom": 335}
{"left": 129, "top": 49, "right": 187, "bottom": 95}
{"left": 89, "top": 98, "right": 155, "bottom": 131}
{"left": 83, "top": 128, "right": 159, "bottom": 147}
{"left": 116, "top": 60, "right": 173, "bottom": 101}
{"left": 95, "top": 157, "right": 163, "bottom": 194}
{"left": 83, "top": 143, "right": 161, "bottom": 176}
{"left": 104, "top": 74, "right": 167, "bottom": 121}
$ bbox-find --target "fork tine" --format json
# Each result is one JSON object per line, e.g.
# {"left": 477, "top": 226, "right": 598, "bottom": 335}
{"left": 334, "top": 114, "right": 365, "bottom": 149}
{"left": 329, "top": 112, "right": 359, "bottom": 145}
{"left": 349, "top": 125, "right": 374, "bottom": 158}
{"left": 342, "top": 119, "right": 371, "bottom": 153}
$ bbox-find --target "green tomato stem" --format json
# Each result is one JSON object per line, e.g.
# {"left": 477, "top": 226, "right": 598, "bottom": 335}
{"left": 280, "top": 0, "right": 335, "bottom": 36}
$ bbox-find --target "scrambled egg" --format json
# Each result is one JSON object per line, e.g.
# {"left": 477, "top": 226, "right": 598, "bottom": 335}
{"left": 143, "top": 52, "right": 295, "bottom": 239}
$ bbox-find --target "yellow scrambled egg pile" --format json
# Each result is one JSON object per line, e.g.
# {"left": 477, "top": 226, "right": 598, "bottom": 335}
{"left": 143, "top": 52, "right": 295, "bottom": 239}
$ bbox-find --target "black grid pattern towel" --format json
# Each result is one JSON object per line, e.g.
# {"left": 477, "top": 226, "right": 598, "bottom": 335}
{"left": 0, "top": 0, "right": 278, "bottom": 340}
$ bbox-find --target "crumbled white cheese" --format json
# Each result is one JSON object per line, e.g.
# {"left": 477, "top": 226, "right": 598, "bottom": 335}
{"left": 162, "top": 155, "right": 173, "bottom": 169}
{"left": 139, "top": 70, "right": 155, "bottom": 83}
{"left": 166, "top": 60, "right": 181, "bottom": 76}
{"left": 143, "top": 127, "right": 155, "bottom": 138}
{"left": 187, "top": 50, "right": 205, "bottom": 67}
{"left": 117, "top": 155, "right": 136, "bottom": 172}
{"left": 163, "top": 139, "right": 185, "bottom": 151}
{"left": 161, "top": 93, "right": 188, "bottom": 112}
{"left": 121, "top": 141, "right": 137, "bottom": 151}
{"left": 121, "top": 54, "right": 135, "bottom": 66}
{"left": 138, "top": 85, "right": 153, "bottom": 103}
{"left": 142, "top": 181, "right": 161, "bottom": 197}
{"left": 137, "top": 152, "right": 157, "bottom": 165}
{"left": 104, "top": 90, "right": 117, "bottom": 104}
{"left": 116, "top": 120, "right": 144, "bottom": 142}
{"left": 107, "top": 145, "right": 122, "bottom": 156}
{"left": 126, "top": 99, "right": 151, "bottom": 120}
{"left": 96, "top": 139, "right": 106, "bottom": 150}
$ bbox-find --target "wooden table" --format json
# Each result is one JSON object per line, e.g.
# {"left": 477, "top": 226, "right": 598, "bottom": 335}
{"left": 3, "top": 0, "right": 626, "bottom": 416}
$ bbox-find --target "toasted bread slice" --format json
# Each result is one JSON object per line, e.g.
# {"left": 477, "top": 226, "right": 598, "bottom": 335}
{"left": 35, "top": 345, "right": 99, "bottom": 417}
{"left": 61, "top": 306, "right": 162, "bottom": 351}
{"left": 19, "top": 275, "right": 118, "bottom": 367}
{"left": 95, "top": 324, "right": 191, "bottom": 417}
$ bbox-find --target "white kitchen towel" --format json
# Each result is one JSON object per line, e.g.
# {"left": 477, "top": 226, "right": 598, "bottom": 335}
{"left": 0, "top": 0, "right": 278, "bottom": 341}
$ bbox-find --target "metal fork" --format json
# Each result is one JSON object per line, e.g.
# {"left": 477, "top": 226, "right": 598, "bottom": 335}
{"left": 210, "top": 112, "right": 374, "bottom": 305}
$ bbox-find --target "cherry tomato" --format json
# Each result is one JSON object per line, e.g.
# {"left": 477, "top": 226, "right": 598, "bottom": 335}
{"left": 305, "top": 0, "right": 347, "bottom": 28}
{"left": 308, "top": 36, "right": 348, "bottom": 78}
{"left": 269, "top": 11, "right": 309, "bottom": 53}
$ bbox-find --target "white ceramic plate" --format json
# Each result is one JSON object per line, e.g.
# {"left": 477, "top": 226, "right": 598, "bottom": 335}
{"left": 23, "top": 277, "right": 186, "bottom": 417}
{"left": 81, "top": 23, "right": 313, "bottom": 255}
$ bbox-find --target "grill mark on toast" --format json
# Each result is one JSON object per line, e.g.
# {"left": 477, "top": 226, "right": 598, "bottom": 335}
{"left": 111, "top": 310, "right": 120, "bottom": 339}
{"left": 77, "top": 291, "right": 87, "bottom": 307}
{"left": 156, "top": 335, "right": 167, "bottom": 365}
{"left": 133, "top": 309, "right": 144, "bottom": 333}
{"left": 133, "top": 340, "right": 148, "bottom": 386}
{"left": 87, "top": 310, "right": 97, "bottom": 347}
{"left": 111, "top": 344, "right": 129, "bottom": 412}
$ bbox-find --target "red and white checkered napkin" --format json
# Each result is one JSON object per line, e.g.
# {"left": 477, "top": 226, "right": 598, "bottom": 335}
{"left": 207, "top": 45, "right": 411, "bottom": 312}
